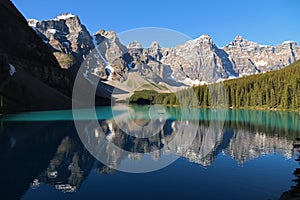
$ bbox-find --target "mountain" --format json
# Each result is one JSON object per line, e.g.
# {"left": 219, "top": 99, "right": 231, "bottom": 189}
{"left": 28, "top": 15, "right": 300, "bottom": 87}
{"left": 24, "top": 13, "right": 300, "bottom": 106}
{"left": 89, "top": 32, "right": 300, "bottom": 102}
{"left": 88, "top": 31, "right": 300, "bottom": 93}
{"left": 27, "top": 13, "right": 94, "bottom": 69}
{"left": 161, "top": 34, "right": 236, "bottom": 82}
{"left": 1, "top": 5, "right": 296, "bottom": 110}
{"left": 159, "top": 35, "right": 300, "bottom": 82}
{"left": 223, "top": 36, "right": 300, "bottom": 76}
{"left": 93, "top": 29, "right": 129, "bottom": 81}
{"left": 0, "top": 0, "right": 74, "bottom": 113}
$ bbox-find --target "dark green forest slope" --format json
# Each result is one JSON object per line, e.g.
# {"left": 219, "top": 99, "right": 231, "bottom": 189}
{"left": 130, "top": 60, "right": 300, "bottom": 111}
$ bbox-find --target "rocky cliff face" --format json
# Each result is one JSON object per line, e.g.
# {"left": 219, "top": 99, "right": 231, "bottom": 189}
{"left": 94, "top": 30, "right": 127, "bottom": 63}
{"left": 93, "top": 30, "right": 129, "bottom": 81}
{"left": 28, "top": 14, "right": 94, "bottom": 69}
{"left": 0, "top": 0, "right": 73, "bottom": 112}
{"left": 159, "top": 35, "right": 300, "bottom": 83}
{"left": 27, "top": 15, "right": 300, "bottom": 87}
{"left": 88, "top": 32, "right": 300, "bottom": 86}
{"left": 223, "top": 36, "right": 300, "bottom": 76}
{"left": 161, "top": 35, "right": 236, "bottom": 83}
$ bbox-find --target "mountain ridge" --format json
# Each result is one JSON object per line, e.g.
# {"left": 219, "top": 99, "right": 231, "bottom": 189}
{"left": 27, "top": 13, "right": 300, "bottom": 87}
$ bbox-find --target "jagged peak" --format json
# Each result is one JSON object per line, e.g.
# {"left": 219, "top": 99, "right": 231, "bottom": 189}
{"left": 194, "top": 34, "right": 212, "bottom": 41}
{"left": 127, "top": 40, "right": 143, "bottom": 49}
{"left": 224, "top": 35, "right": 260, "bottom": 48}
{"left": 233, "top": 36, "right": 255, "bottom": 45}
{"left": 150, "top": 41, "right": 160, "bottom": 49}
{"left": 55, "top": 13, "right": 77, "bottom": 20}
{"left": 94, "top": 29, "right": 116, "bottom": 38}
{"left": 234, "top": 35, "right": 245, "bottom": 41}
{"left": 94, "top": 30, "right": 119, "bottom": 45}
{"left": 27, "top": 13, "right": 80, "bottom": 26}
{"left": 189, "top": 34, "right": 214, "bottom": 46}
{"left": 177, "top": 34, "right": 215, "bottom": 49}
{"left": 27, "top": 18, "right": 38, "bottom": 27}
{"left": 200, "top": 34, "right": 212, "bottom": 39}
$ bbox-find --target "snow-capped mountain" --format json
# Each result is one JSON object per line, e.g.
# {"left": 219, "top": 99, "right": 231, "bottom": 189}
{"left": 27, "top": 13, "right": 94, "bottom": 69}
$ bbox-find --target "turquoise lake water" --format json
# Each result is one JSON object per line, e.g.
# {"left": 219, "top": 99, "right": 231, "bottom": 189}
{"left": 1, "top": 106, "right": 300, "bottom": 200}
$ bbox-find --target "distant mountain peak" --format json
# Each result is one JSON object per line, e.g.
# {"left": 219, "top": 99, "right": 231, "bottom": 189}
{"left": 199, "top": 34, "right": 211, "bottom": 39}
{"left": 225, "top": 35, "right": 259, "bottom": 48}
{"left": 232, "top": 36, "right": 256, "bottom": 45}
{"left": 194, "top": 34, "right": 212, "bottom": 41}
{"left": 128, "top": 41, "right": 143, "bottom": 49}
{"left": 189, "top": 34, "right": 214, "bottom": 46}
{"left": 94, "top": 29, "right": 117, "bottom": 40}
{"left": 150, "top": 41, "right": 160, "bottom": 49}
{"left": 234, "top": 35, "right": 245, "bottom": 41}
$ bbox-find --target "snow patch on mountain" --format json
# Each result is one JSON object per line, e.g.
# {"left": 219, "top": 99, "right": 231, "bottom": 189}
{"left": 47, "top": 29, "right": 57, "bottom": 34}
{"left": 183, "top": 78, "right": 207, "bottom": 86}
{"left": 105, "top": 65, "right": 114, "bottom": 80}
{"left": 256, "top": 60, "right": 268, "bottom": 67}
{"left": 27, "top": 19, "right": 38, "bottom": 27}
{"left": 55, "top": 13, "right": 76, "bottom": 20}
{"left": 9, "top": 64, "right": 16, "bottom": 76}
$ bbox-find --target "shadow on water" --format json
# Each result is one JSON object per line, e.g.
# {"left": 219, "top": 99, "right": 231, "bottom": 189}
{"left": 280, "top": 139, "right": 300, "bottom": 200}
{"left": 0, "top": 120, "right": 95, "bottom": 200}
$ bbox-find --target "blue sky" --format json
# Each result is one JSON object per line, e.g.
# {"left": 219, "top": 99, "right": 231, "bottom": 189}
{"left": 12, "top": 0, "right": 299, "bottom": 47}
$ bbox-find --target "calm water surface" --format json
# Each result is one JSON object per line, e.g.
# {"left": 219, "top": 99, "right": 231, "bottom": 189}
{"left": 1, "top": 106, "right": 300, "bottom": 200}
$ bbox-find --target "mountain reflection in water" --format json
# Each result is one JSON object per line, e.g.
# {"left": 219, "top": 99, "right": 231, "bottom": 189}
{"left": 0, "top": 107, "right": 299, "bottom": 200}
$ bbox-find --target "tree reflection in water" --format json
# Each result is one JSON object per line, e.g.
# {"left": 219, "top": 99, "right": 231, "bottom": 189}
{"left": 280, "top": 142, "right": 300, "bottom": 200}
{"left": 0, "top": 108, "right": 299, "bottom": 200}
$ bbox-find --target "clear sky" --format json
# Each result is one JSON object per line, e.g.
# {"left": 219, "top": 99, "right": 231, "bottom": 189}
{"left": 11, "top": 0, "right": 299, "bottom": 47}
